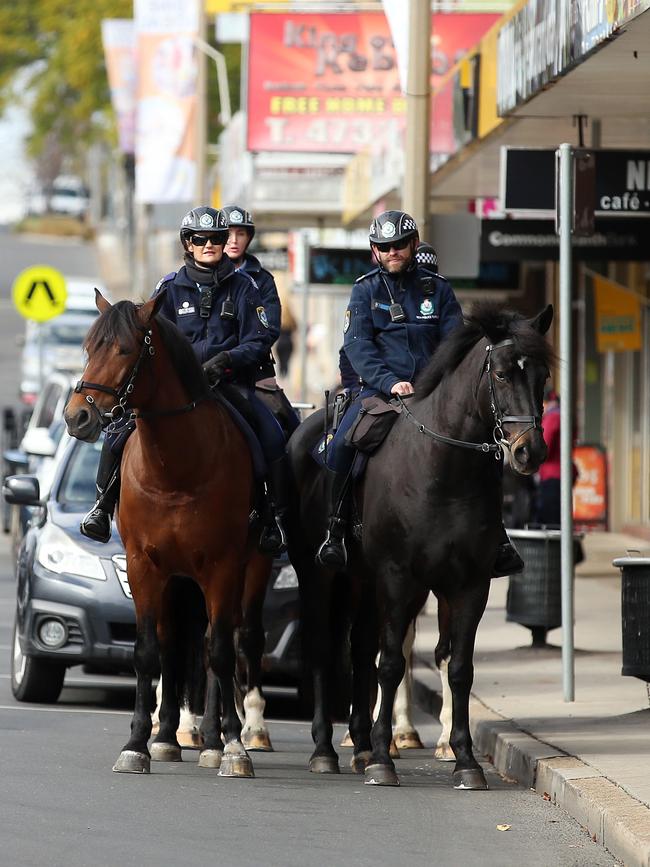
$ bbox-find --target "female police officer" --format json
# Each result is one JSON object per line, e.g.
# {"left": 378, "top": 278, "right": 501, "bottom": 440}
{"left": 80, "top": 205, "right": 290, "bottom": 556}
{"left": 316, "top": 210, "right": 524, "bottom": 579}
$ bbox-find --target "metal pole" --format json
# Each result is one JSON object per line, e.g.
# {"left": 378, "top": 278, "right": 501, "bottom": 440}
{"left": 195, "top": 8, "right": 208, "bottom": 202}
{"left": 194, "top": 38, "right": 232, "bottom": 126}
{"left": 558, "top": 142, "right": 575, "bottom": 702}
{"left": 402, "top": 0, "right": 431, "bottom": 240}
{"left": 299, "top": 231, "right": 310, "bottom": 404}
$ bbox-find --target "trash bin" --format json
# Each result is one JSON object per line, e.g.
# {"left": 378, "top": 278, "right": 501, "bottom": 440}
{"left": 613, "top": 555, "right": 650, "bottom": 682}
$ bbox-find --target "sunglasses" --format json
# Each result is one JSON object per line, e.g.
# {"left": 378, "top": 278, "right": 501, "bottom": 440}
{"left": 374, "top": 237, "right": 412, "bottom": 253}
{"left": 190, "top": 233, "right": 226, "bottom": 246}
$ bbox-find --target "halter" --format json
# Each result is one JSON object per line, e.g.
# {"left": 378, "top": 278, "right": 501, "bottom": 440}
{"left": 74, "top": 328, "right": 205, "bottom": 431}
{"left": 397, "top": 337, "right": 542, "bottom": 458}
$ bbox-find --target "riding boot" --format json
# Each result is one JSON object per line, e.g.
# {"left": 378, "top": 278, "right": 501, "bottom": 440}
{"left": 80, "top": 447, "right": 121, "bottom": 544}
{"left": 315, "top": 468, "right": 351, "bottom": 570}
{"left": 492, "top": 524, "right": 524, "bottom": 577}
{"left": 258, "top": 456, "right": 290, "bottom": 556}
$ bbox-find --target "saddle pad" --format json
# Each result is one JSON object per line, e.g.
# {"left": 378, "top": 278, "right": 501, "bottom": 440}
{"left": 213, "top": 392, "right": 267, "bottom": 480}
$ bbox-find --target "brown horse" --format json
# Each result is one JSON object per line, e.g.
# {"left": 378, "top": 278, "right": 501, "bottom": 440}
{"left": 64, "top": 289, "right": 268, "bottom": 775}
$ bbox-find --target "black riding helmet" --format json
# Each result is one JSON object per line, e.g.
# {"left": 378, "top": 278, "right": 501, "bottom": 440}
{"left": 179, "top": 206, "right": 228, "bottom": 247}
{"left": 222, "top": 204, "right": 255, "bottom": 241}
{"left": 415, "top": 241, "right": 438, "bottom": 271}
{"left": 369, "top": 210, "right": 418, "bottom": 246}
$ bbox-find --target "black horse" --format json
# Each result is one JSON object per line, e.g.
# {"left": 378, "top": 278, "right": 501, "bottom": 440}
{"left": 287, "top": 301, "right": 553, "bottom": 788}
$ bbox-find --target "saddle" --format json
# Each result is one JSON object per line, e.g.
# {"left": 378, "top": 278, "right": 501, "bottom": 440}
{"left": 212, "top": 385, "right": 267, "bottom": 480}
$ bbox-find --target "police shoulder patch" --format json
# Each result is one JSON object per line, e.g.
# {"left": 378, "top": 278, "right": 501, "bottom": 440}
{"left": 153, "top": 272, "right": 177, "bottom": 295}
{"left": 257, "top": 306, "right": 269, "bottom": 328}
{"left": 343, "top": 309, "right": 351, "bottom": 333}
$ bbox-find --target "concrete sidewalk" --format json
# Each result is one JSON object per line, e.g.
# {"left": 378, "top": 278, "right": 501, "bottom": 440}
{"left": 413, "top": 531, "right": 650, "bottom": 867}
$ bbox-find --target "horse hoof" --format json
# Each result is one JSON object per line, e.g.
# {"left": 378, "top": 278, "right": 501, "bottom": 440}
{"left": 309, "top": 755, "right": 340, "bottom": 774}
{"left": 435, "top": 744, "right": 456, "bottom": 762}
{"left": 364, "top": 763, "right": 400, "bottom": 787}
{"left": 339, "top": 730, "right": 354, "bottom": 748}
{"left": 351, "top": 751, "right": 372, "bottom": 774}
{"left": 242, "top": 730, "right": 274, "bottom": 752}
{"left": 219, "top": 754, "right": 255, "bottom": 778}
{"left": 112, "top": 750, "right": 150, "bottom": 774}
{"left": 198, "top": 749, "right": 223, "bottom": 769}
{"left": 177, "top": 729, "right": 203, "bottom": 750}
{"left": 389, "top": 739, "right": 400, "bottom": 760}
{"left": 395, "top": 731, "right": 424, "bottom": 750}
{"left": 150, "top": 742, "right": 182, "bottom": 762}
{"left": 453, "top": 768, "right": 489, "bottom": 790}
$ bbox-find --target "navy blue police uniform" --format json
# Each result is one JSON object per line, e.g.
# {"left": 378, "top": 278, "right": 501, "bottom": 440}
{"left": 326, "top": 264, "right": 462, "bottom": 471}
{"left": 152, "top": 260, "right": 286, "bottom": 462}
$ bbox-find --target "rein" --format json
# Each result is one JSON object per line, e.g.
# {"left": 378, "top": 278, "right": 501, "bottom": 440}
{"left": 396, "top": 337, "right": 541, "bottom": 457}
{"left": 74, "top": 327, "right": 206, "bottom": 431}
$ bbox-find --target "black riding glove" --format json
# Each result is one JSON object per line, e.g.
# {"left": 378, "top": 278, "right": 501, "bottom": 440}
{"left": 203, "top": 351, "right": 233, "bottom": 385}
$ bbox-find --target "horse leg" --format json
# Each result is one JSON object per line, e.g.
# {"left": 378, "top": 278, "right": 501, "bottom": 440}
{"left": 301, "top": 565, "right": 340, "bottom": 774}
{"left": 113, "top": 576, "right": 164, "bottom": 773}
{"left": 204, "top": 572, "right": 254, "bottom": 778}
{"left": 199, "top": 667, "right": 224, "bottom": 768}
{"left": 447, "top": 581, "right": 491, "bottom": 790}
{"left": 349, "top": 588, "right": 377, "bottom": 774}
{"left": 365, "top": 597, "right": 411, "bottom": 787}
{"left": 393, "top": 620, "right": 424, "bottom": 750}
{"left": 434, "top": 595, "right": 455, "bottom": 762}
{"left": 240, "top": 552, "right": 273, "bottom": 752}
{"left": 150, "top": 629, "right": 183, "bottom": 763}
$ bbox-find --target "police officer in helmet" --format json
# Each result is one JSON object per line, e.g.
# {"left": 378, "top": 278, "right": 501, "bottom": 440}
{"left": 80, "top": 205, "right": 290, "bottom": 557}
{"left": 223, "top": 204, "right": 299, "bottom": 435}
{"left": 315, "top": 210, "right": 524, "bottom": 578}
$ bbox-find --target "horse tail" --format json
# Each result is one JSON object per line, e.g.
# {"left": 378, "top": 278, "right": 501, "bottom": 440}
{"left": 168, "top": 575, "right": 208, "bottom": 716}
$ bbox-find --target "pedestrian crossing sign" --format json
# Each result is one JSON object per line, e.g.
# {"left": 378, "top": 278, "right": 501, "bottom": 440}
{"left": 12, "top": 265, "right": 68, "bottom": 322}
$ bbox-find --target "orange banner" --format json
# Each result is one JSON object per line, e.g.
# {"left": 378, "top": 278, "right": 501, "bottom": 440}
{"left": 593, "top": 273, "right": 642, "bottom": 352}
{"left": 573, "top": 444, "right": 608, "bottom": 528}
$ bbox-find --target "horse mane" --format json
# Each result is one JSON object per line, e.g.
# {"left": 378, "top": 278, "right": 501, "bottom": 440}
{"left": 84, "top": 299, "right": 209, "bottom": 403}
{"left": 416, "top": 300, "right": 553, "bottom": 398}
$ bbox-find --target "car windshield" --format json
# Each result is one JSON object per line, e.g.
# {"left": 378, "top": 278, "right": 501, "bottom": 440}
{"left": 57, "top": 440, "right": 102, "bottom": 507}
{"left": 41, "top": 317, "right": 95, "bottom": 346}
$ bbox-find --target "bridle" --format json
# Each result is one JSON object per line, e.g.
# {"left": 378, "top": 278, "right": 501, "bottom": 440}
{"left": 74, "top": 327, "right": 205, "bottom": 432}
{"left": 397, "top": 337, "right": 542, "bottom": 457}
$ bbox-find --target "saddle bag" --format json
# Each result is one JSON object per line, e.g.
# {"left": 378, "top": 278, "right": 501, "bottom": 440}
{"left": 345, "top": 395, "right": 401, "bottom": 455}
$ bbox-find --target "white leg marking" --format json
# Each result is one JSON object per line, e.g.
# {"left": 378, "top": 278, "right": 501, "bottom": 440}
{"left": 435, "top": 656, "right": 454, "bottom": 760}
{"left": 242, "top": 687, "right": 268, "bottom": 736}
{"left": 393, "top": 622, "right": 416, "bottom": 734}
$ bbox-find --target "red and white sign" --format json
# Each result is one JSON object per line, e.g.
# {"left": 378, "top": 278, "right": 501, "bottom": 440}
{"left": 247, "top": 12, "right": 498, "bottom": 153}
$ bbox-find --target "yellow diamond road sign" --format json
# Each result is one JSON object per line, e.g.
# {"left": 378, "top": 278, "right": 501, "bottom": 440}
{"left": 12, "top": 265, "right": 68, "bottom": 322}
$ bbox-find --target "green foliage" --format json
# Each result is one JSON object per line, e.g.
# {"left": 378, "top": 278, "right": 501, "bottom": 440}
{"left": 0, "top": 0, "right": 132, "bottom": 165}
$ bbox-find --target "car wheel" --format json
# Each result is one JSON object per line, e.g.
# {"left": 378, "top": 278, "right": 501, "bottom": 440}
{"left": 11, "top": 619, "right": 66, "bottom": 703}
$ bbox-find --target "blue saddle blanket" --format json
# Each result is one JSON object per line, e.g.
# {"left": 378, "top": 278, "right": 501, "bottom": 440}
{"left": 214, "top": 392, "right": 267, "bottom": 480}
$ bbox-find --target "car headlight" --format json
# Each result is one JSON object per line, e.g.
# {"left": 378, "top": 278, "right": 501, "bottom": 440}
{"left": 36, "top": 523, "right": 106, "bottom": 581}
{"left": 273, "top": 564, "right": 298, "bottom": 591}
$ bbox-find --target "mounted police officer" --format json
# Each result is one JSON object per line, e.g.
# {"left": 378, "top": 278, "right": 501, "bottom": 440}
{"left": 223, "top": 204, "right": 299, "bottom": 438}
{"left": 80, "top": 205, "right": 290, "bottom": 556}
{"left": 316, "top": 210, "right": 524, "bottom": 578}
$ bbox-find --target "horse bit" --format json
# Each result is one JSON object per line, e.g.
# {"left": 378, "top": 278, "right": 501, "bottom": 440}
{"left": 397, "top": 337, "right": 541, "bottom": 458}
{"left": 74, "top": 328, "right": 203, "bottom": 432}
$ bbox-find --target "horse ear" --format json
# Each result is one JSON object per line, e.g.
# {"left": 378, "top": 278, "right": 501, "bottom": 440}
{"left": 136, "top": 288, "right": 167, "bottom": 327}
{"left": 529, "top": 304, "right": 553, "bottom": 335}
{"left": 95, "top": 289, "right": 112, "bottom": 314}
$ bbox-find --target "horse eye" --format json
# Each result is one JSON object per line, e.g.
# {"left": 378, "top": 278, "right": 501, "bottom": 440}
{"left": 494, "top": 371, "right": 508, "bottom": 383}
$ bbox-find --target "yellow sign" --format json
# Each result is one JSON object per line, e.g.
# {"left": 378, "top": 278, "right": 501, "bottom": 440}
{"left": 593, "top": 273, "right": 642, "bottom": 352}
{"left": 12, "top": 265, "right": 68, "bottom": 322}
{"left": 205, "top": 0, "right": 285, "bottom": 12}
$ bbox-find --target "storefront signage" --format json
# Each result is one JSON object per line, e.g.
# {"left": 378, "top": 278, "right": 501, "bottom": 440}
{"left": 501, "top": 148, "right": 650, "bottom": 216}
{"left": 573, "top": 444, "right": 608, "bottom": 530}
{"left": 592, "top": 273, "right": 642, "bottom": 352}
{"left": 247, "top": 11, "right": 498, "bottom": 153}
{"left": 480, "top": 219, "right": 650, "bottom": 261}
{"left": 497, "top": 0, "right": 650, "bottom": 115}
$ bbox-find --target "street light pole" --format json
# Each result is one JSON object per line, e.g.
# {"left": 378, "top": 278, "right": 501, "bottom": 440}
{"left": 402, "top": 0, "right": 431, "bottom": 240}
{"left": 195, "top": 6, "right": 208, "bottom": 203}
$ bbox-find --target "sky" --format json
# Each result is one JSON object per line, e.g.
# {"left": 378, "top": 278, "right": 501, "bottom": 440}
{"left": 0, "top": 101, "right": 33, "bottom": 224}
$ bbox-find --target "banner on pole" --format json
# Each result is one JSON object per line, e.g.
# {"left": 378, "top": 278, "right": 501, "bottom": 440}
{"left": 101, "top": 20, "right": 137, "bottom": 155}
{"left": 134, "top": 0, "right": 200, "bottom": 203}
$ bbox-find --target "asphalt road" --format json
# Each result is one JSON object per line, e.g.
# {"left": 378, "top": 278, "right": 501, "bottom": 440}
{"left": 0, "top": 231, "right": 617, "bottom": 867}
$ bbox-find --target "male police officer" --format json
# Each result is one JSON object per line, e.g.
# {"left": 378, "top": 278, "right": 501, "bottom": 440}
{"left": 316, "top": 210, "right": 524, "bottom": 578}
{"left": 81, "top": 205, "right": 290, "bottom": 556}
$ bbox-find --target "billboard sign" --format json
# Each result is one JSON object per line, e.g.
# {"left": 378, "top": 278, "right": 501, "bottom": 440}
{"left": 247, "top": 12, "right": 499, "bottom": 153}
{"left": 573, "top": 444, "right": 608, "bottom": 530}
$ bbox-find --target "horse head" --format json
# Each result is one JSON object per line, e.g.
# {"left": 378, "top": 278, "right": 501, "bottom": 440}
{"left": 475, "top": 303, "right": 553, "bottom": 475}
{"left": 64, "top": 289, "right": 166, "bottom": 442}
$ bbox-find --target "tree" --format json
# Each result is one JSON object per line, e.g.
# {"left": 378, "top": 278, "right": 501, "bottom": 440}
{"left": 0, "top": 0, "right": 132, "bottom": 173}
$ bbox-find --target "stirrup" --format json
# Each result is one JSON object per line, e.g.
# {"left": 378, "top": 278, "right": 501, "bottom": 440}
{"left": 259, "top": 515, "right": 287, "bottom": 556}
{"left": 80, "top": 504, "right": 112, "bottom": 544}
{"left": 316, "top": 518, "right": 347, "bottom": 569}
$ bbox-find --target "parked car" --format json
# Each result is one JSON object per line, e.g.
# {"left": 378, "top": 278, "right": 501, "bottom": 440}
{"left": 49, "top": 175, "right": 90, "bottom": 220}
{"left": 4, "top": 433, "right": 300, "bottom": 704}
